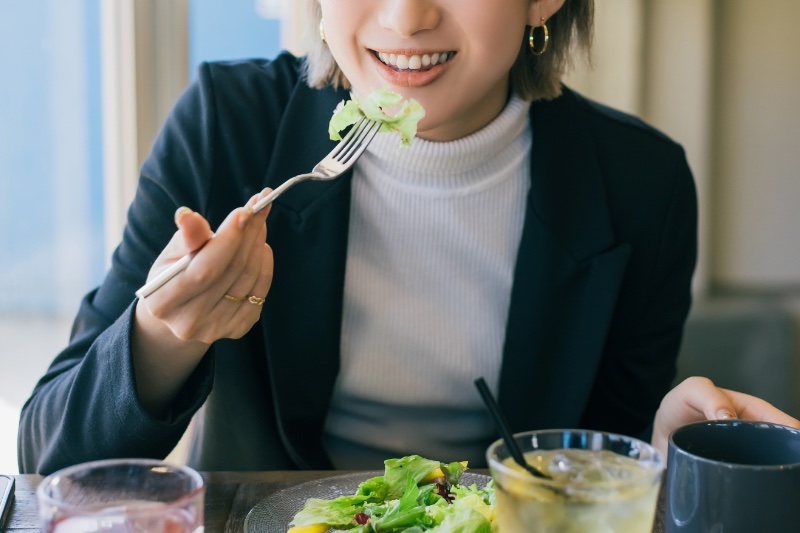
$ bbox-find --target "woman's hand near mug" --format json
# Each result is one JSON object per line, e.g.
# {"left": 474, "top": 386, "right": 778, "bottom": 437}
{"left": 652, "top": 376, "right": 800, "bottom": 457}
{"left": 132, "top": 190, "right": 274, "bottom": 417}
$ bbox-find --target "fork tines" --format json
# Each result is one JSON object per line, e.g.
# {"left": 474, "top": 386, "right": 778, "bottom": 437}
{"left": 333, "top": 118, "right": 381, "bottom": 164}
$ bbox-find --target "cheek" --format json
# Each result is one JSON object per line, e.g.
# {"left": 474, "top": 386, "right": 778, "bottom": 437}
{"left": 468, "top": 38, "right": 524, "bottom": 80}
{"left": 464, "top": 11, "right": 528, "bottom": 64}
{"left": 322, "top": 31, "right": 356, "bottom": 75}
{"left": 326, "top": 42, "right": 369, "bottom": 92}
{"left": 320, "top": 8, "right": 366, "bottom": 70}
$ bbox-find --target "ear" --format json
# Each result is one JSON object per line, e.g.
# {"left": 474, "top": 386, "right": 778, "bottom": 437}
{"left": 527, "top": 0, "right": 567, "bottom": 26}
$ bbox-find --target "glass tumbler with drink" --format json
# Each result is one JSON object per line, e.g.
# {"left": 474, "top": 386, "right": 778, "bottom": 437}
{"left": 37, "top": 458, "right": 205, "bottom": 533}
{"left": 487, "top": 429, "right": 664, "bottom": 532}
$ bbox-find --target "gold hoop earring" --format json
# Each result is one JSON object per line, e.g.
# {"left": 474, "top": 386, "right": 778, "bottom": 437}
{"left": 319, "top": 20, "right": 327, "bottom": 43}
{"left": 529, "top": 18, "right": 549, "bottom": 56}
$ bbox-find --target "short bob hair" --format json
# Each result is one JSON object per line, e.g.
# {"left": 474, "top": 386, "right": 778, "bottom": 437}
{"left": 301, "top": 0, "right": 593, "bottom": 102}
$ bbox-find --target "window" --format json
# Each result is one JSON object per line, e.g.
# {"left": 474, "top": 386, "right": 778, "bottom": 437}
{"left": 0, "top": 0, "right": 287, "bottom": 473}
{"left": 189, "top": 0, "right": 281, "bottom": 75}
{"left": 0, "top": 0, "right": 104, "bottom": 473}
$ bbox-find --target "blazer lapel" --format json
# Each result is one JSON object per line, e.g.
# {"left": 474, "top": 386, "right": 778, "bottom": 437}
{"left": 499, "top": 89, "right": 632, "bottom": 431}
{"left": 260, "top": 84, "right": 351, "bottom": 468}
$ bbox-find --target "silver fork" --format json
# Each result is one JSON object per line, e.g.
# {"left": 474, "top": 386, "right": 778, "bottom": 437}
{"left": 135, "top": 117, "right": 381, "bottom": 299}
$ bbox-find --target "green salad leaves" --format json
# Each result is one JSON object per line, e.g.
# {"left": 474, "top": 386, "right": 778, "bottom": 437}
{"left": 288, "top": 455, "right": 495, "bottom": 533}
{"left": 328, "top": 87, "right": 425, "bottom": 148}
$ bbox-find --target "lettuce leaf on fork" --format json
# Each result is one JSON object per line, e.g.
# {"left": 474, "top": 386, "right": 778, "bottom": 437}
{"left": 328, "top": 87, "right": 425, "bottom": 148}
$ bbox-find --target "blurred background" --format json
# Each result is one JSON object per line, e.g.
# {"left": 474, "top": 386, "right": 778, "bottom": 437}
{"left": 1, "top": 0, "right": 798, "bottom": 473}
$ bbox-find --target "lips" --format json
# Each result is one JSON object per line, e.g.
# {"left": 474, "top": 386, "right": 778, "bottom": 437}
{"left": 369, "top": 48, "right": 456, "bottom": 88}
{"left": 372, "top": 50, "right": 456, "bottom": 72}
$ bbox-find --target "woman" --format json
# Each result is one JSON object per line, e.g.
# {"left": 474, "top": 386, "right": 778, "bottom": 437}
{"left": 18, "top": 0, "right": 798, "bottom": 474}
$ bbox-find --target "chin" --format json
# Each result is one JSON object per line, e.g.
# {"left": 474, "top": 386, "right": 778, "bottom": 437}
{"left": 412, "top": 120, "right": 438, "bottom": 141}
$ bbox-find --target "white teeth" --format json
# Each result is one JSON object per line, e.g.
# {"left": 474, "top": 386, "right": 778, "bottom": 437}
{"left": 376, "top": 51, "right": 453, "bottom": 70}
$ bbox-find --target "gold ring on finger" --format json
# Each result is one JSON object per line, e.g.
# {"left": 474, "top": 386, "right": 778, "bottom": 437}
{"left": 247, "top": 295, "right": 265, "bottom": 306}
{"left": 224, "top": 293, "right": 246, "bottom": 302}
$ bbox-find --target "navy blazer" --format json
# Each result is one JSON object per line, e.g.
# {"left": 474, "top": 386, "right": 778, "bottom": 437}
{"left": 18, "top": 53, "right": 697, "bottom": 474}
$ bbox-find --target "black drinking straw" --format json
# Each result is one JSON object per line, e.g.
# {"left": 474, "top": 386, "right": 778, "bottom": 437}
{"left": 474, "top": 377, "right": 551, "bottom": 479}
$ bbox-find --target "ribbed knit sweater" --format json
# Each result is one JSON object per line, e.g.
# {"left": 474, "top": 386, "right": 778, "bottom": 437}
{"left": 323, "top": 96, "right": 532, "bottom": 468}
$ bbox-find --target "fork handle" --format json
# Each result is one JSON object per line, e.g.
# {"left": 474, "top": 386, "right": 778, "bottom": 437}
{"left": 135, "top": 172, "right": 320, "bottom": 299}
{"left": 252, "top": 172, "right": 318, "bottom": 214}
{"left": 135, "top": 253, "right": 194, "bottom": 299}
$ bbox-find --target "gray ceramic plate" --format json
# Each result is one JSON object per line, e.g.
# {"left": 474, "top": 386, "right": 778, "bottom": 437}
{"left": 243, "top": 471, "right": 491, "bottom": 532}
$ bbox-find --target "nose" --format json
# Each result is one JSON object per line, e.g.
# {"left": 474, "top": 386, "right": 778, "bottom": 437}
{"left": 378, "top": 0, "right": 441, "bottom": 38}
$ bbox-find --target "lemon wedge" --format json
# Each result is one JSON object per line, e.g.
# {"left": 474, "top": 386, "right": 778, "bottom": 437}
{"left": 420, "top": 461, "right": 469, "bottom": 483}
{"left": 287, "top": 525, "right": 329, "bottom": 533}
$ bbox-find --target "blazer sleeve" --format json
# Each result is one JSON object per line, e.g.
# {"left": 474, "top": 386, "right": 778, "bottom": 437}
{"left": 16, "top": 63, "right": 228, "bottom": 475}
{"left": 580, "top": 147, "right": 698, "bottom": 439}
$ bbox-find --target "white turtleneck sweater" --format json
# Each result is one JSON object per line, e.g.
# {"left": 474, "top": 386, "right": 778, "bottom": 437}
{"left": 323, "top": 96, "right": 532, "bottom": 468}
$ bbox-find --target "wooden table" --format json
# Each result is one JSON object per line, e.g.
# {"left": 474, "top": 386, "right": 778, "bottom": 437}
{"left": 7, "top": 471, "right": 668, "bottom": 532}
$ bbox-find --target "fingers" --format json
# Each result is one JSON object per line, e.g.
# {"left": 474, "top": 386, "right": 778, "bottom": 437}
{"left": 674, "top": 377, "right": 800, "bottom": 428}
{"left": 209, "top": 191, "right": 272, "bottom": 297}
{"left": 207, "top": 189, "right": 274, "bottom": 338}
{"left": 217, "top": 217, "right": 267, "bottom": 310}
{"left": 220, "top": 243, "right": 274, "bottom": 339}
{"left": 675, "top": 376, "right": 739, "bottom": 421}
{"left": 652, "top": 376, "right": 734, "bottom": 456}
{"left": 654, "top": 376, "right": 800, "bottom": 454}
{"left": 659, "top": 376, "right": 720, "bottom": 420}
{"left": 141, "top": 190, "right": 274, "bottom": 343}
{"left": 174, "top": 207, "right": 213, "bottom": 255}
{"left": 719, "top": 388, "right": 800, "bottom": 428}
{"left": 179, "top": 192, "right": 269, "bottom": 297}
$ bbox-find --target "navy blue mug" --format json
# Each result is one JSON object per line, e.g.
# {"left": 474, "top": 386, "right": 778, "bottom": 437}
{"left": 666, "top": 420, "right": 800, "bottom": 532}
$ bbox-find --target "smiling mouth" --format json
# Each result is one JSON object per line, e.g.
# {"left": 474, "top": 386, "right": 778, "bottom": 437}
{"left": 372, "top": 50, "right": 456, "bottom": 71}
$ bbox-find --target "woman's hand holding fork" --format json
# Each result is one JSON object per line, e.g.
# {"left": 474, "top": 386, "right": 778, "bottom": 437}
{"left": 132, "top": 189, "right": 274, "bottom": 417}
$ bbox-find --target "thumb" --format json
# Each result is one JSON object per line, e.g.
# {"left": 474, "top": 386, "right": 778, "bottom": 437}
{"left": 682, "top": 376, "right": 739, "bottom": 421}
{"left": 174, "top": 206, "right": 213, "bottom": 254}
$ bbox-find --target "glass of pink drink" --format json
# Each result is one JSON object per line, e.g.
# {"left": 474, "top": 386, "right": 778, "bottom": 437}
{"left": 37, "top": 458, "right": 205, "bottom": 533}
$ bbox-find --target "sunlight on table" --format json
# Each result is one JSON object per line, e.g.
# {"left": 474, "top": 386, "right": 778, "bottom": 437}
{"left": 0, "top": 398, "right": 19, "bottom": 474}
{"left": 0, "top": 315, "right": 74, "bottom": 475}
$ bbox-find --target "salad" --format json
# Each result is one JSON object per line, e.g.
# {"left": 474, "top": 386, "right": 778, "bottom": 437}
{"left": 287, "top": 455, "right": 495, "bottom": 533}
{"left": 328, "top": 87, "right": 425, "bottom": 148}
